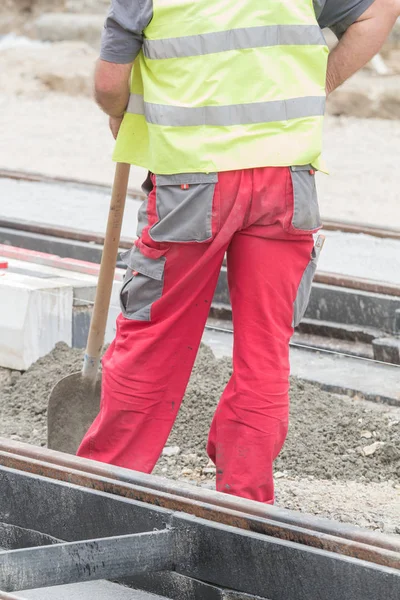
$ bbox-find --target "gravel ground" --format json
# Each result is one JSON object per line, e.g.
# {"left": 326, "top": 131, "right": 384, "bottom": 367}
{"left": 0, "top": 343, "right": 399, "bottom": 533}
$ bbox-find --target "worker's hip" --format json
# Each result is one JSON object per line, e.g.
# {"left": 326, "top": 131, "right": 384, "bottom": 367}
{"left": 117, "top": 166, "right": 322, "bottom": 330}
{"left": 138, "top": 166, "right": 322, "bottom": 245}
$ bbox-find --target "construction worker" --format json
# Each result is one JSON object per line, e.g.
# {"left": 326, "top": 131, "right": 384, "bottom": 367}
{"left": 77, "top": 0, "right": 400, "bottom": 503}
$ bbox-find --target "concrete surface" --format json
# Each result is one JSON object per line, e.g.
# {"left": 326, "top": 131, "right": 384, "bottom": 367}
{"left": 0, "top": 177, "right": 141, "bottom": 240}
{"left": 320, "top": 230, "right": 400, "bottom": 286}
{"left": 1, "top": 177, "right": 399, "bottom": 286}
{"left": 21, "top": 580, "right": 167, "bottom": 599}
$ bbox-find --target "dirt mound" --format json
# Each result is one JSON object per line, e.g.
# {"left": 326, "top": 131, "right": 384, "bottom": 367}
{"left": 0, "top": 40, "right": 96, "bottom": 96}
{"left": 0, "top": 343, "right": 82, "bottom": 446}
{"left": 0, "top": 343, "right": 398, "bottom": 484}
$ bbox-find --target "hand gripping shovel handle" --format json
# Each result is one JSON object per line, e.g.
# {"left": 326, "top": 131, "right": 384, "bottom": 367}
{"left": 82, "top": 162, "right": 130, "bottom": 381}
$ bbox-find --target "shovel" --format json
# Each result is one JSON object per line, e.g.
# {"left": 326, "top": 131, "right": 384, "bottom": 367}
{"left": 48, "top": 162, "right": 131, "bottom": 454}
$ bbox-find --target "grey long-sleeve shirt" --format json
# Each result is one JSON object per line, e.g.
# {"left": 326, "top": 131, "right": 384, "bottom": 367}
{"left": 100, "top": 0, "right": 376, "bottom": 64}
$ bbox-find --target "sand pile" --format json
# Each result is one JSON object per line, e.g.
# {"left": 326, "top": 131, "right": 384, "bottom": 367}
{"left": 0, "top": 343, "right": 398, "bottom": 485}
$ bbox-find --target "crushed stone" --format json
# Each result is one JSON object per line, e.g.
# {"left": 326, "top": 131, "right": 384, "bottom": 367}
{"left": 0, "top": 343, "right": 398, "bottom": 485}
{"left": 154, "top": 345, "right": 400, "bottom": 484}
{"left": 0, "top": 343, "right": 83, "bottom": 446}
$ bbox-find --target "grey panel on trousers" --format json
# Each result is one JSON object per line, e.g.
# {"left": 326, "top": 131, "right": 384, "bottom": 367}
{"left": 137, "top": 173, "right": 154, "bottom": 237}
{"left": 21, "top": 580, "right": 169, "bottom": 599}
{"left": 156, "top": 173, "right": 218, "bottom": 186}
{"left": 289, "top": 166, "right": 322, "bottom": 231}
{"left": 141, "top": 172, "right": 154, "bottom": 195}
{"left": 136, "top": 198, "right": 149, "bottom": 238}
{"left": 143, "top": 24, "right": 326, "bottom": 60}
{"left": 120, "top": 247, "right": 165, "bottom": 321}
{"left": 127, "top": 94, "right": 326, "bottom": 127}
{"left": 150, "top": 175, "right": 217, "bottom": 243}
{"left": 293, "top": 249, "right": 318, "bottom": 327}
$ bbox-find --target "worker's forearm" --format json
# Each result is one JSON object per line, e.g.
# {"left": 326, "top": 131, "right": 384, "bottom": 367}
{"left": 94, "top": 59, "right": 132, "bottom": 118}
{"left": 326, "top": 1, "right": 400, "bottom": 95}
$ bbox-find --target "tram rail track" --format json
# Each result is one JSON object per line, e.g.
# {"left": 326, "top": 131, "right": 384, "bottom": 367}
{"left": 0, "top": 439, "right": 398, "bottom": 570}
{"left": 1, "top": 215, "right": 400, "bottom": 298}
{"left": 0, "top": 440, "right": 399, "bottom": 599}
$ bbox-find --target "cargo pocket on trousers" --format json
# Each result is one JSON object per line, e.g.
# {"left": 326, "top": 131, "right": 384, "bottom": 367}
{"left": 120, "top": 247, "right": 165, "bottom": 321}
{"left": 150, "top": 173, "right": 218, "bottom": 243}
{"left": 288, "top": 166, "right": 322, "bottom": 233}
{"left": 292, "top": 236, "right": 324, "bottom": 328}
{"left": 136, "top": 172, "right": 154, "bottom": 238}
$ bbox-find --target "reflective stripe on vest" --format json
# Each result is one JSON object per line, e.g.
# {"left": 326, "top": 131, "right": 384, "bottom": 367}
{"left": 113, "top": 0, "right": 329, "bottom": 174}
{"left": 127, "top": 94, "right": 326, "bottom": 127}
{"left": 143, "top": 25, "right": 326, "bottom": 60}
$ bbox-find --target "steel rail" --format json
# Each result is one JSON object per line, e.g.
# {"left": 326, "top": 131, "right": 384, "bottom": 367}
{"left": 322, "top": 219, "right": 400, "bottom": 241}
{"left": 0, "top": 217, "right": 134, "bottom": 250}
{"left": 0, "top": 440, "right": 398, "bottom": 570}
{"left": 0, "top": 168, "right": 146, "bottom": 201}
{"left": 1, "top": 216, "right": 400, "bottom": 297}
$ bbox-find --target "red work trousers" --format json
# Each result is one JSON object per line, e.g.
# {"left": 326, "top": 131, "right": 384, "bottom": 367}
{"left": 77, "top": 166, "right": 320, "bottom": 504}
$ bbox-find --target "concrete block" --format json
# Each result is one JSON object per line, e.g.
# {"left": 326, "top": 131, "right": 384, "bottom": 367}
{"left": 0, "top": 272, "right": 73, "bottom": 370}
{"left": 72, "top": 306, "right": 92, "bottom": 348}
{"left": 306, "top": 284, "right": 400, "bottom": 333}
{"left": 71, "top": 279, "right": 122, "bottom": 346}
{"left": 373, "top": 337, "right": 400, "bottom": 365}
{"left": 395, "top": 309, "right": 400, "bottom": 333}
{"left": 0, "top": 255, "right": 123, "bottom": 360}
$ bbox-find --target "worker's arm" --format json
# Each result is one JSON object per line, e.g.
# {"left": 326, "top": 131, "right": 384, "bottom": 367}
{"left": 325, "top": 0, "right": 400, "bottom": 94}
{"left": 94, "top": 0, "right": 153, "bottom": 136}
{"left": 94, "top": 60, "right": 132, "bottom": 119}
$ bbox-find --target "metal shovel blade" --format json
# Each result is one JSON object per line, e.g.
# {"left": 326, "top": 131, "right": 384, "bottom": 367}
{"left": 47, "top": 372, "right": 102, "bottom": 455}
{"left": 46, "top": 162, "right": 130, "bottom": 455}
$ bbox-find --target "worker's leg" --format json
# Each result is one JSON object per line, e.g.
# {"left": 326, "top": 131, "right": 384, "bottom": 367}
{"left": 77, "top": 172, "right": 242, "bottom": 471}
{"left": 207, "top": 166, "right": 319, "bottom": 503}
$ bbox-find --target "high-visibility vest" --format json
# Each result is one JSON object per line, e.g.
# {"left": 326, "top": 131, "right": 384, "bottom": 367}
{"left": 113, "top": 0, "right": 329, "bottom": 174}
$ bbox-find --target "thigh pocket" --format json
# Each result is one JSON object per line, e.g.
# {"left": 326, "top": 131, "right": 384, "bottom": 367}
{"left": 150, "top": 173, "right": 218, "bottom": 243}
{"left": 120, "top": 247, "right": 165, "bottom": 321}
{"left": 288, "top": 166, "right": 322, "bottom": 234}
{"left": 293, "top": 236, "right": 324, "bottom": 328}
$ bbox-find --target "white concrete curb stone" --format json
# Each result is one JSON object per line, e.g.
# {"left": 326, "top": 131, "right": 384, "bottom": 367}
{"left": 0, "top": 272, "right": 73, "bottom": 370}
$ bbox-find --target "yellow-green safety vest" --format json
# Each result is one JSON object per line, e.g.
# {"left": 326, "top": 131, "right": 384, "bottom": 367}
{"left": 113, "top": 0, "right": 329, "bottom": 174}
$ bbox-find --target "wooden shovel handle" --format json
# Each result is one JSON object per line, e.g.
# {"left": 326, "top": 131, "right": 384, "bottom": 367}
{"left": 82, "top": 162, "right": 130, "bottom": 380}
